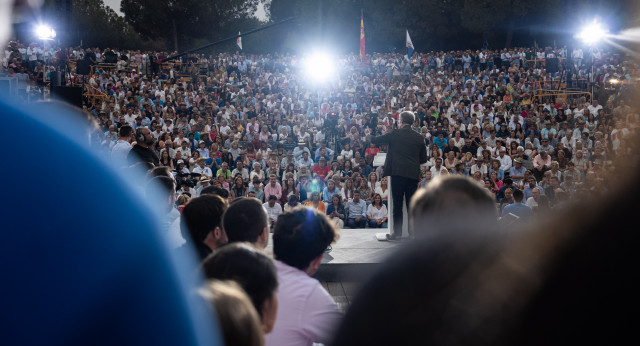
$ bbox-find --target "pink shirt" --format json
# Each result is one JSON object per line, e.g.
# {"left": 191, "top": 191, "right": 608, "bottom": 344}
{"left": 265, "top": 260, "right": 342, "bottom": 346}
{"left": 264, "top": 182, "right": 282, "bottom": 200}
{"left": 533, "top": 154, "right": 552, "bottom": 170}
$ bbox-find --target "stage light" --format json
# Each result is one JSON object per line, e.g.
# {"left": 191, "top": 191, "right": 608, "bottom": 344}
{"left": 35, "top": 24, "right": 56, "bottom": 40}
{"left": 577, "top": 20, "right": 607, "bottom": 45}
{"left": 303, "top": 52, "right": 335, "bottom": 83}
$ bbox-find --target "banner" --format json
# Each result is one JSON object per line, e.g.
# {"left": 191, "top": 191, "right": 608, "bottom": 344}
{"left": 236, "top": 31, "right": 242, "bottom": 50}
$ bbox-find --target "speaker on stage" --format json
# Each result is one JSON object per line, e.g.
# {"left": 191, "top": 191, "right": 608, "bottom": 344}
{"left": 50, "top": 71, "right": 62, "bottom": 87}
{"left": 51, "top": 86, "right": 83, "bottom": 108}
{"left": 76, "top": 60, "right": 91, "bottom": 75}
{"left": 546, "top": 58, "right": 559, "bottom": 74}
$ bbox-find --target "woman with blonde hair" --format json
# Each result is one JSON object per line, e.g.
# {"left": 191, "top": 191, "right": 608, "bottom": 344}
{"left": 341, "top": 178, "right": 355, "bottom": 202}
{"left": 367, "top": 172, "right": 380, "bottom": 190}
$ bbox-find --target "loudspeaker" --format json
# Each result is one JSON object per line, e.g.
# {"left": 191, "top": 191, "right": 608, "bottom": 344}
{"left": 546, "top": 58, "right": 559, "bottom": 74}
{"left": 103, "top": 51, "right": 117, "bottom": 64}
{"left": 50, "top": 71, "right": 62, "bottom": 87}
{"left": 51, "top": 86, "right": 83, "bottom": 108}
{"left": 76, "top": 60, "right": 91, "bottom": 75}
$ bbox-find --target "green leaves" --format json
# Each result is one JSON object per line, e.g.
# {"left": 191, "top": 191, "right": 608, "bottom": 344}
{"left": 121, "top": 0, "right": 263, "bottom": 50}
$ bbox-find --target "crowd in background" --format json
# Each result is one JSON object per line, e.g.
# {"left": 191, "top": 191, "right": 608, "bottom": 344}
{"left": 2, "top": 39, "right": 639, "bottom": 226}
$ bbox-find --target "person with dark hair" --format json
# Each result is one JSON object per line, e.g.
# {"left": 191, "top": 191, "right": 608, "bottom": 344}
{"left": 111, "top": 124, "right": 133, "bottom": 166}
{"left": 127, "top": 126, "right": 159, "bottom": 167}
{"left": 266, "top": 208, "right": 341, "bottom": 346}
{"left": 502, "top": 189, "right": 532, "bottom": 220}
{"left": 200, "top": 185, "right": 230, "bottom": 199}
{"left": 146, "top": 166, "right": 173, "bottom": 181}
{"left": 496, "top": 177, "right": 520, "bottom": 201}
{"left": 202, "top": 243, "right": 279, "bottom": 335}
{"left": 264, "top": 195, "right": 283, "bottom": 229}
{"left": 200, "top": 280, "right": 265, "bottom": 346}
{"left": 176, "top": 194, "right": 228, "bottom": 259}
{"left": 410, "top": 175, "right": 497, "bottom": 237}
{"left": 345, "top": 190, "right": 367, "bottom": 228}
{"left": 222, "top": 197, "right": 270, "bottom": 249}
{"left": 371, "top": 111, "right": 428, "bottom": 240}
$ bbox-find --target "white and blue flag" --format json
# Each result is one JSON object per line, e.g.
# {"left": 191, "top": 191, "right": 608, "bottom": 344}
{"left": 406, "top": 30, "right": 414, "bottom": 59}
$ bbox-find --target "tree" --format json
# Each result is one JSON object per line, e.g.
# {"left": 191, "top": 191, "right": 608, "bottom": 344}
{"left": 121, "top": 0, "right": 262, "bottom": 51}
{"left": 70, "top": 0, "right": 160, "bottom": 50}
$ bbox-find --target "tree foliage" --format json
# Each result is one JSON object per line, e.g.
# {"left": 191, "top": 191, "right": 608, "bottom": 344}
{"left": 121, "top": 0, "right": 262, "bottom": 51}
{"left": 62, "top": 0, "right": 160, "bottom": 49}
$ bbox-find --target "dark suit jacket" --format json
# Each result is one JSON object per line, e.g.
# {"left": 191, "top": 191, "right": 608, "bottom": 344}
{"left": 371, "top": 126, "right": 428, "bottom": 180}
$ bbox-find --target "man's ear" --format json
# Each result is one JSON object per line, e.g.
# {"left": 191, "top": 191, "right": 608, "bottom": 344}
{"left": 305, "top": 254, "right": 324, "bottom": 276}
{"left": 258, "top": 226, "right": 269, "bottom": 249}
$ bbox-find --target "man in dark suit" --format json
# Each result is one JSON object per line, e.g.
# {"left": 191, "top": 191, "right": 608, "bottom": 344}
{"left": 371, "top": 111, "right": 428, "bottom": 240}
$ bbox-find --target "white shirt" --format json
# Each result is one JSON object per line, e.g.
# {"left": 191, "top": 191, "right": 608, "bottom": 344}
{"left": 262, "top": 202, "right": 282, "bottom": 221}
{"left": 374, "top": 186, "right": 389, "bottom": 200}
{"left": 192, "top": 166, "right": 212, "bottom": 178}
{"left": 167, "top": 216, "right": 186, "bottom": 249}
{"left": 588, "top": 104, "right": 603, "bottom": 116}
{"left": 110, "top": 139, "right": 132, "bottom": 166}
{"left": 526, "top": 197, "right": 539, "bottom": 208}
{"left": 265, "top": 260, "right": 342, "bottom": 346}
{"left": 367, "top": 204, "right": 388, "bottom": 220}
{"left": 430, "top": 165, "right": 446, "bottom": 177}
{"left": 498, "top": 154, "right": 513, "bottom": 171}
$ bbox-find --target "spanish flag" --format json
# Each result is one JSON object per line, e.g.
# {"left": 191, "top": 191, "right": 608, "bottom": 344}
{"left": 360, "top": 10, "right": 365, "bottom": 62}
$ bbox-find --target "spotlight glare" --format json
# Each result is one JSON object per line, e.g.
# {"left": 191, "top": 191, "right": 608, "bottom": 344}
{"left": 35, "top": 24, "right": 56, "bottom": 40}
{"left": 303, "top": 52, "right": 335, "bottom": 83}
{"left": 577, "top": 21, "right": 607, "bottom": 45}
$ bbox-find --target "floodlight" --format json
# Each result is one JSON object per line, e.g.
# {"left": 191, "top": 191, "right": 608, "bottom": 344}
{"left": 303, "top": 52, "right": 335, "bottom": 83}
{"left": 577, "top": 21, "right": 607, "bottom": 45}
{"left": 609, "top": 79, "right": 619, "bottom": 84}
{"left": 35, "top": 24, "right": 56, "bottom": 40}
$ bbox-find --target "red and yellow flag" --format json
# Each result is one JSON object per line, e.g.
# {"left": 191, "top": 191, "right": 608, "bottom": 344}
{"left": 360, "top": 10, "right": 365, "bottom": 62}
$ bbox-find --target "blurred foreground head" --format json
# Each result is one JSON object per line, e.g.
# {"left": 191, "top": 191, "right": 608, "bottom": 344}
{"left": 333, "top": 167, "right": 638, "bottom": 345}
{"left": 410, "top": 175, "right": 498, "bottom": 237}
{"left": 200, "top": 280, "right": 264, "bottom": 346}
{"left": 202, "top": 242, "right": 278, "bottom": 334}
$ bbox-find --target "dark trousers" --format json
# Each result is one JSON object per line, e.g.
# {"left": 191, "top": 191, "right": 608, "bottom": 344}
{"left": 391, "top": 176, "right": 419, "bottom": 238}
{"left": 347, "top": 217, "right": 367, "bottom": 228}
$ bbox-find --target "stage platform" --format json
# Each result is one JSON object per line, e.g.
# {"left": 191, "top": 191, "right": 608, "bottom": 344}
{"left": 266, "top": 228, "right": 402, "bottom": 282}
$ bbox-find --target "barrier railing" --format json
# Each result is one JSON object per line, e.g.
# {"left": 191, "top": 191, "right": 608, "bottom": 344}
{"left": 534, "top": 90, "right": 591, "bottom": 103}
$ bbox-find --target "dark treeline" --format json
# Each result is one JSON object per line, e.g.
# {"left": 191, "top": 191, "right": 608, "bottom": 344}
{"left": 30, "top": 0, "right": 640, "bottom": 54}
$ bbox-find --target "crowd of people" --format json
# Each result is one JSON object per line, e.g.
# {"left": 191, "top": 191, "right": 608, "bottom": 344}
{"left": 2, "top": 40, "right": 638, "bottom": 227}
{"left": 3, "top": 33, "right": 640, "bottom": 346}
